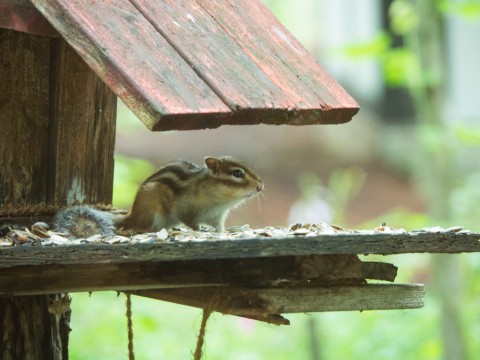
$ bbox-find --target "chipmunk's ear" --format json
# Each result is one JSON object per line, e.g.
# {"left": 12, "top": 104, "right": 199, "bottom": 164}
{"left": 204, "top": 156, "right": 220, "bottom": 174}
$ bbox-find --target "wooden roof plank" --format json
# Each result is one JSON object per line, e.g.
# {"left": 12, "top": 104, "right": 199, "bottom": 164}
{"left": 25, "top": 0, "right": 360, "bottom": 130}
{"left": 31, "top": 0, "right": 231, "bottom": 130}
{"left": 130, "top": 0, "right": 294, "bottom": 112}
{"left": 0, "top": 0, "right": 59, "bottom": 37}
{"left": 199, "top": 0, "right": 360, "bottom": 124}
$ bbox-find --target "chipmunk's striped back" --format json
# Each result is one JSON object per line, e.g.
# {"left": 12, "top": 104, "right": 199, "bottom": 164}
{"left": 117, "top": 156, "right": 263, "bottom": 234}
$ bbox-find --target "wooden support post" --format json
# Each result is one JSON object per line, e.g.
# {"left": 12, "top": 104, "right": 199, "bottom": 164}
{"left": 0, "top": 28, "right": 116, "bottom": 358}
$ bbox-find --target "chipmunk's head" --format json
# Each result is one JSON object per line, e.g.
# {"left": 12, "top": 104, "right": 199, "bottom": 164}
{"left": 204, "top": 156, "right": 264, "bottom": 200}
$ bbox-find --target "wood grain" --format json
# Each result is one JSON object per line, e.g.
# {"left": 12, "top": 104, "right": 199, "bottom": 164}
{"left": 0, "top": 29, "right": 51, "bottom": 208}
{"left": 29, "top": 0, "right": 359, "bottom": 130}
{"left": 0, "top": 295, "right": 70, "bottom": 359}
{"left": 31, "top": 0, "right": 231, "bottom": 130}
{"left": 0, "top": 0, "right": 59, "bottom": 37}
{"left": 135, "top": 284, "right": 425, "bottom": 315}
{"left": 129, "top": 0, "right": 292, "bottom": 113}
{"left": 0, "top": 30, "right": 115, "bottom": 208}
{"left": 198, "top": 0, "right": 359, "bottom": 125}
{"left": 0, "top": 255, "right": 397, "bottom": 295}
{"left": 1, "top": 232, "right": 478, "bottom": 269}
{"left": 0, "top": 29, "right": 113, "bottom": 356}
{"left": 47, "top": 39, "right": 116, "bottom": 206}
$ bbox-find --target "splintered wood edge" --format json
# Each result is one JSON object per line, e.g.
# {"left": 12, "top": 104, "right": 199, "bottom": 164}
{"left": 133, "top": 283, "right": 425, "bottom": 320}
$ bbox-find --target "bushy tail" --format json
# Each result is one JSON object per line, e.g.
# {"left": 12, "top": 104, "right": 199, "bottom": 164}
{"left": 53, "top": 205, "right": 116, "bottom": 238}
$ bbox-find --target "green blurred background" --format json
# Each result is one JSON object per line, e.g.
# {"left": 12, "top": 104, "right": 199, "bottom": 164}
{"left": 69, "top": 0, "right": 480, "bottom": 359}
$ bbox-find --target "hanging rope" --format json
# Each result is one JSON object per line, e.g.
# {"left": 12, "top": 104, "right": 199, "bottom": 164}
{"left": 126, "top": 293, "right": 135, "bottom": 360}
{"left": 193, "top": 309, "right": 213, "bottom": 360}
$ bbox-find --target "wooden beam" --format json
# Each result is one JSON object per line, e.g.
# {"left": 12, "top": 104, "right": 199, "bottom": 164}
{"left": 0, "top": 255, "right": 397, "bottom": 295}
{"left": 133, "top": 283, "right": 425, "bottom": 315}
{"left": 0, "top": 233, "right": 479, "bottom": 269}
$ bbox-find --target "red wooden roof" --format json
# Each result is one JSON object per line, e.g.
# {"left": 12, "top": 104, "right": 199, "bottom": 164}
{"left": 1, "top": 0, "right": 359, "bottom": 131}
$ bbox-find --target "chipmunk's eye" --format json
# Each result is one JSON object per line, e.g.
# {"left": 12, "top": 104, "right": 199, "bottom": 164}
{"left": 232, "top": 169, "right": 245, "bottom": 179}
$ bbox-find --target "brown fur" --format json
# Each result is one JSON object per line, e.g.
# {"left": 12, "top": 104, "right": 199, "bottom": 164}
{"left": 117, "top": 156, "right": 263, "bottom": 234}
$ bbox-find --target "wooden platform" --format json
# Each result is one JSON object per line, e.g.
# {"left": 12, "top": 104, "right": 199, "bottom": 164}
{"left": 3, "top": 231, "right": 477, "bottom": 324}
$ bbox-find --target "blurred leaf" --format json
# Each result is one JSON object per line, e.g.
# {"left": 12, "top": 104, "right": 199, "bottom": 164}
{"left": 389, "top": 0, "right": 419, "bottom": 35}
{"left": 383, "top": 48, "right": 419, "bottom": 87}
{"left": 438, "top": 0, "right": 480, "bottom": 19}
{"left": 342, "top": 32, "right": 392, "bottom": 59}
{"left": 453, "top": 123, "right": 480, "bottom": 145}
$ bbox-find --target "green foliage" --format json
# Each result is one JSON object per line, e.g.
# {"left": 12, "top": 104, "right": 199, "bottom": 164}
{"left": 453, "top": 122, "right": 480, "bottom": 146}
{"left": 413, "top": 121, "right": 480, "bottom": 230}
{"left": 341, "top": 32, "right": 422, "bottom": 88}
{"left": 437, "top": 0, "right": 480, "bottom": 19}
{"left": 382, "top": 47, "right": 419, "bottom": 87}
{"left": 112, "top": 155, "right": 156, "bottom": 208}
{"left": 389, "top": 0, "right": 419, "bottom": 35}
{"left": 341, "top": 32, "right": 391, "bottom": 59}
{"left": 71, "top": 290, "right": 475, "bottom": 360}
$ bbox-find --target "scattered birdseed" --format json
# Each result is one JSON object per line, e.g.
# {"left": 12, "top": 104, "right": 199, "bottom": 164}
{"left": 0, "top": 223, "right": 474, "bottom": 247}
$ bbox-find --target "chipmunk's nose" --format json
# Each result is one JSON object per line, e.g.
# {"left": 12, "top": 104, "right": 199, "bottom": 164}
{"left": 257, "top": 182, "right": 264, "bottom": 192}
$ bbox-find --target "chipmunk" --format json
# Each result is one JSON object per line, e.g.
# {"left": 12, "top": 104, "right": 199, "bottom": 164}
{"left": 53, "top": 156, "right": 263, "bottom": 237}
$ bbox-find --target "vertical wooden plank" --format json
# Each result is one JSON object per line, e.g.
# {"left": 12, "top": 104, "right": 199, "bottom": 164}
{"left": 0, "top": 29, "right": 50, "bottom": 209}
{"left": 0, "top": 295, "right": 70, "bottom": 360}
{"left": 47, "top": 38, "right": 116, "bottom": 206}
{"left": 0, "top": 30, "right": 116, "bottom": 209}
{"left": 0, "top": 29, "right": 72, "bottom": 360}
{"left": 1, "top": 30, "right": 116, "bottom": 357}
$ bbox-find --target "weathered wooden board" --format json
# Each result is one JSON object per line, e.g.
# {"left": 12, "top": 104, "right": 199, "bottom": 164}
{"left": 0, "top": 294, "right": 70, "bottom": 359}
{"left": 198, "top": 0, "right": 360, "bottom": 125}
{"left": 0, "top": 255, "right": 397, "bottom": 295}
{"left": 135, "top": 284, "right": 425, "bottom": 315}
{"left": 47, "top": 39, "right": 117, "bottom": 206}
{"left": 0, "top": 26, "right": 116, "bottom": 355}
{"left": 0, "top": 0, "right": 59, "bottom": 37}
{"left": 30, "top": 0, "right": 234, "bottom": 130}
{"left": 1, "top": 233, "right": 479, "bottom": 269}
{"left": 0, "top": 30, "right": 115, "bottom": 209}
{"left": 25, "top": 0, "right": 359, "bottom": 130}
{"left": 0, "top": 29, "right": 51, "bottom": 208}
{"left": 131, "top": 0, "right": 293, "bottom": 113}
